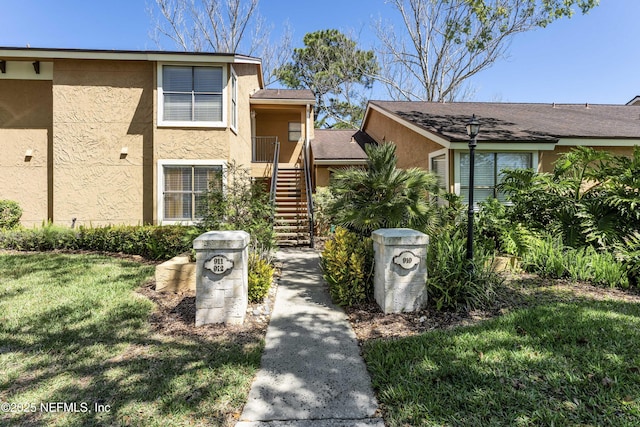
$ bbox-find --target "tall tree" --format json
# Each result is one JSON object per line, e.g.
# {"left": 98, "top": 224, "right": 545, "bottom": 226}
{"left": 150, "top": 0, "right": 291, "bottom": 86}
{"left": 275, "top": 29, "right": 379, "bottom": 129}
{"left": 376, "top": 0, "right": 599, "bottom": 102}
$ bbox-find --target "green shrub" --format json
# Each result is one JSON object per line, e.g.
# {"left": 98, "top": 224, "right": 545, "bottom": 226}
{"left": 200, "top": 161, "right": 276, "bottom": 251}
{"left": 0, "top": 200, "right": 23, "bottom": 229}
{"left": 312, "top": 187, "right": 336, "bottom": 237}
{"left": 426, "top": 227, "right": 502, "bottom": 311}
{"left": 0, "top": 224, "right": 196, "bottom": 261}
{"left": 523, "top": 233, "right": 630, "bottom": 288}
{"left": 521, "top": 234, "right": 567, "bottom": 279}
{"left": 616, "top": 232, "right": 640, "bottom": 287}
{"left": 328, "top": 143, "right": 439, "bottom": 237}
{"left": 320, "top": 227, "right": 374, "bottom": 306}
{"left": 0, "top": 223, "right": 78, "bottom": 251}
{"left": 248, "top": 252, "right": 274, "bottom": 303}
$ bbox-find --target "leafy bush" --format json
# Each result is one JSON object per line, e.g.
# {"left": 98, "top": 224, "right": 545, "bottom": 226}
{"left": 0, "top": 223, "right": 196, "bottom": 260}
{"left": 426, "top": 227, "right": 502, "bottom": 311}
{"left": 320, "top": 227, "right": 374, "bottom": 306}
{"left": 248, "top": 252, "right": 275, "bottom": 303}
{"left": 312, "top": 187, "right": 336, "bottom": 237}
{"left": 615, "top": 232, "right": 640, "bottom": 287}
{"left": 522, "top": 233, "right": 630, "bottom": 288}
{"left": 499, "top": 146, "right": 640, "bottom": 250}
{"left": 475, "top": 197, "right": 531, "bottom": 256}
{"left": 200, "top": 161, "right": 276, "bottom": 251}
{"left": 0, "top": 200, "right": 22, "bottom": 229}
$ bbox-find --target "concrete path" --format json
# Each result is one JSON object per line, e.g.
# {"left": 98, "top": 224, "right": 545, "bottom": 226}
{"left": 236, "top": 248, "right": 384, "bottom": 427}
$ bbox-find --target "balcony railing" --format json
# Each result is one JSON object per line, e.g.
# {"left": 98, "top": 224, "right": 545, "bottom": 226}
{"left": 253, "top": 136, "right": 278, "bottom": 163}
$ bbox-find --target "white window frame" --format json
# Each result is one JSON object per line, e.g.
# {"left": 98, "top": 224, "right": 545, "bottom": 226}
{"left": 157, "top": 63, "right": 228, "bottom": 128}
{"left": 157, "top": 159, "right": 227, "bottom": 225}
{"left": 230, "top": 66, "right": 238, "bottom": 134}
{"left": 428, "top": 148, "right": 449, "bottom": 191}
{"left": 453, "top": 150, "right": 538, "bottom": 200}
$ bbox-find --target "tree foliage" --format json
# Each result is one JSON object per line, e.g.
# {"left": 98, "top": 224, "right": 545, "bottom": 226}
{"left": 150, "top": 0, "right": 291, "bottom": 85}
{"left": 327, "top": 142, "right": 439, "bottom": 236}
{"left": 275, "top": 29, "right": 378, "bottom": 129}
{"left": 376, "top": 0, "right": 599, "bottom": 101}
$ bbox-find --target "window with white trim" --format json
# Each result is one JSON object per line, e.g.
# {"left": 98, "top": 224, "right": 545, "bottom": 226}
{"left": 161, "top": 164, "right": 223, "bottom": 222}
{"left": 230, "top": 67, "right": 238, "bottom": 132}
{"left": 460, "top": 152, "right": 532, "bottom": 205}
{"left": 160, "top": 65, "right": 224, "bottom": 125}
{"left": 431, "top": 154, "right": 447, "bottom": 191}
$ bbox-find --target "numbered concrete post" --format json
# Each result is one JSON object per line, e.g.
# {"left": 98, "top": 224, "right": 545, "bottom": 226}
{"left": 372, "top": 228, "right": 429, "bottom": 314}
{"left": 193, "top": 230, "right": 250, "bottom": 326}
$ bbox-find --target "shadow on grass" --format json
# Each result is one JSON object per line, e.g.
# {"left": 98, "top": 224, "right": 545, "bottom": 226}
{"left": 363, "top": 283, "right": 640, "bottom": 426}
{"left": 0, "top": 253, "right": 262, "bottom": 427}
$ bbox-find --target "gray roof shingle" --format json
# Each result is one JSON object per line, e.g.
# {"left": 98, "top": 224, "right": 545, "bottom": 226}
{"left": 251, "top": 89, "right": 315, "bottom": 102}
{"left": 369, "top": 101, "right": 640, "bottom": 142}
{"left": 311, "top": 129, "right": 373, "bottom": 161}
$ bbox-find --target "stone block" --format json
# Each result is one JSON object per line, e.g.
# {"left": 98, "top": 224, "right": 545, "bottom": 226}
{"left": 372, "top": 228, "right": 429, "bottom": 314}
{"left": 155, "top": 253, "right": 196, "bottom": 292}
{"left": 194, "top": 230, "right": 249, "bottom": 326}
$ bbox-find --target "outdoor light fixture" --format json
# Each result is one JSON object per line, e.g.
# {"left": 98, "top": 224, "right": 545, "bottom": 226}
{"left": 465, "top": 114, "right": 480, "bottom": 263}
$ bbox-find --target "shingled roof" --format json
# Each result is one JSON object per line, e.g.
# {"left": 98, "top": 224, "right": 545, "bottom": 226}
{"left": 368, "top": 101, "right": 640, "bottom": 143}
{"left": 311, "top": 129, "right": 373, "bottom": 162}
{"left": 251, "top": 89, "right": 315, "bottom": 103}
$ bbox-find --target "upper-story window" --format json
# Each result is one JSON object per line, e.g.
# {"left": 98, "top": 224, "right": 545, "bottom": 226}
{"left": 159, "top": 64, "right": 226, "bottom": 127}
{"left": 288, "top": 122, "right": 302, "bottom": 142}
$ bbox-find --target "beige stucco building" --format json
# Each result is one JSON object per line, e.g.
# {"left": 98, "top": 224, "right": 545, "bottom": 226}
{"left": 360, "top": 101, "right": 640, "bottom": 205}
{"left": 0, "top": 47, "right": 314, "bottom": 228}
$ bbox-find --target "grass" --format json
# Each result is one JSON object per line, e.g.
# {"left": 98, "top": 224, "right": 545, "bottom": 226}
{"left": 363, "top": 283, "right": 640, "bottom": 426}
{"left": 0, "top": 253, "right": 262, "bottom": 426}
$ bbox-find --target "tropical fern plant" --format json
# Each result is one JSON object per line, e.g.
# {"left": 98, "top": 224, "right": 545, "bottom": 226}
{"left": 499, "top": 146, "right": 640, "bottom": 250}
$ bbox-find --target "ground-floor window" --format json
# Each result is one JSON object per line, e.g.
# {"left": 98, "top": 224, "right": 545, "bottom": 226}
{"left": 459, "top": 152, "right": 532, "bottom": 205}
{"left": 159, "top": 161, "right": 225, "bottom": 223}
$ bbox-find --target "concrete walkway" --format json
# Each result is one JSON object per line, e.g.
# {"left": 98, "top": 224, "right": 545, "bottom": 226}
{"left": 236, "top": 248, "right": 384, "bottom": 427}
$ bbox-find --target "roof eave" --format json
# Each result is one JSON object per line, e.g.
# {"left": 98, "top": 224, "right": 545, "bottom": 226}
{"left": 0, "top": 46, "right": 262, "bottom": 64}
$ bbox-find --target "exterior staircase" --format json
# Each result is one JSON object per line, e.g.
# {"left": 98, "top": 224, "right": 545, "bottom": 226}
{"left": 273, "top": 167, "right": 312, "bottom": 246}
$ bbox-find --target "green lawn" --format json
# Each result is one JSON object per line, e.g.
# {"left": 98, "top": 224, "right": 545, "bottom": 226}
{"left": 0, "top": 253, "right": 262, "bottom": 426}
{"left": 364, "top": 283, "right": 640, "bottom": 426}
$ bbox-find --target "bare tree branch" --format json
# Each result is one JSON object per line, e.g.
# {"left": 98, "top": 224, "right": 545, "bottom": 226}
{"left": 375, "top": 0, "right": 599, "bottom": 101}
{"left": 150, "top": 0, "right": 289, "bottom": 86}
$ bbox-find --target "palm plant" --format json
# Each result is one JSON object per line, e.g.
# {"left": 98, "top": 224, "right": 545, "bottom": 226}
{"left": 328, "top": 142, "right": 440, "bottom": 236}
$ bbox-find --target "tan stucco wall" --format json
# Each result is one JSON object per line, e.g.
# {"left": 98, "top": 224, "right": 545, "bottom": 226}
{"left": 229, "top": 63, "right": 260, "bottom": 168}
{"left": 540, "top": 145, "right": 636, "bottom": 173}
{"left": 363, "top": 109, "right": 445, "bottom": 170}
{"left": 253, "top": 107, "right": 306, "bottom": 165}
{"left": 315, "top": 165, "right": 331, "bottom": 188}
{"left": 52, "top": 59, "right": 154, "bottom": 226}
{"left": 0, "top": 79, "right": 52, "bottom": 226}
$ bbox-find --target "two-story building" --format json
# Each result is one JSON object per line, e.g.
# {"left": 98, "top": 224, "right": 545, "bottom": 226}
{"left": 0, "top": 47, "right": 315, "bottom": 243}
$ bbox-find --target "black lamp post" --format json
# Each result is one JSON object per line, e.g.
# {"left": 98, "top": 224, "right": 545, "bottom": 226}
{"left": 465, "top": 114, "right": 480, "bottom": 262}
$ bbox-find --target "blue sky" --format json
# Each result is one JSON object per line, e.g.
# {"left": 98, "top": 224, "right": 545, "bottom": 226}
{"left": 1, "top": 0, "right": 638, "bottom": 104}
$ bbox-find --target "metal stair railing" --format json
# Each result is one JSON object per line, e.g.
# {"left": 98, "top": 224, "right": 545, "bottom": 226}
{"left": 269, "top": 138, "right": 280, "bottom": 207}
{"left": 301, "top": 139, "right": 314, "bottom": 248}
